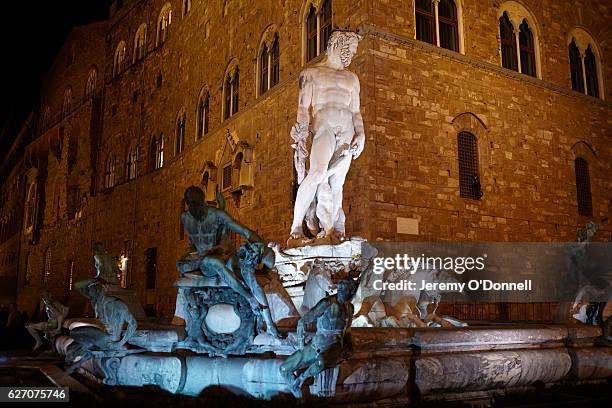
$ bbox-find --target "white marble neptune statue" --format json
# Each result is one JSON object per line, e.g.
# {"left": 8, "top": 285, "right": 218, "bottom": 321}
{"left": 290, "top": 30, "right": 365, "bottom": 242}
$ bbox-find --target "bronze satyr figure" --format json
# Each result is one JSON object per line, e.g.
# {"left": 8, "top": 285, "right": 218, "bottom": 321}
{"left": 279, "top": 279, "right": 355, "bottom": 397}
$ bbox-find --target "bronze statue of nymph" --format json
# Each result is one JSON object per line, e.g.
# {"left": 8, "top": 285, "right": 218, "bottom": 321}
{"left": 26, "top": 291, "right": 69, "bottom": 350}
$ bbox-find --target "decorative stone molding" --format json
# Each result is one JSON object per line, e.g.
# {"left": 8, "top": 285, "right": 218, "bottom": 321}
{"left": 300, "top": 0, "right": 326, "bottom": 21}
{"left": 451, "top": 112, "right": 488, "bottom": 137}
{"left": 223, "top": 57, "right": 240, "bottom": 81}
{"left": 416, "top": 349, "right": 572, "bottom": 395}
{"left": 569, "top": 348, "right": 612, "bottom": 381}
{"left": 259, "top": 24, "right": 279, "bottom": 50}
{"left": 224, "top": 128, "right": 240, "bottom": 153}
{"left": 211, "top": 130, "right": 255, "bottom": 207}
{"left": 497, "top": 1, "right": 535, "bottom": 30}
{"left": 57, "top": 324, "right": 610, "bottom": 401}
{"left": 570, "top": 141, "right": 597, "bottom": 162}
{"left": 197, "top": 85, "right": 210, "bottom": 103}
{"left": 272, "top": 237, "right": 375, "bottom": 312}
{"left": 232, "top": 142, "right": 254, "bottom": 189}
{"left": 229, "top": 141, "right": 254, "bottom": 207}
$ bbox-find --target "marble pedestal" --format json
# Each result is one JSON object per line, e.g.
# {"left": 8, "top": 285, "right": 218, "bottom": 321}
{"left": 272, "top": 237, "right": 376, "bottom": 312}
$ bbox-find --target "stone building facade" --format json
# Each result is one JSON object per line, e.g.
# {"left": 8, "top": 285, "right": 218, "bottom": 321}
{"left": 0, "top": 0, "right": 610, "bottom": 316}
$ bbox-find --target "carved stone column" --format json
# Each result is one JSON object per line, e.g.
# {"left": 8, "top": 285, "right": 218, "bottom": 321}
{"left": 433, "top": 0, "right": 441, "bottom": 48}
{"left": 580, "top": 50, "right": 588, "bottom": 94}
{"left": 513, "top": 27, "right": 522, "bottom": 73}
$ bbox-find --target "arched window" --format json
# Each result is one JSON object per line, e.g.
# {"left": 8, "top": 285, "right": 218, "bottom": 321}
{"left": 183, "top": 0, "right": 191, "bottom": 17}
{"left": 232, "top": 71, "right": 239, "bottom": 115}
{"left": 499, "top": 13, "right": 517, "bottom": 71}
{"left": 259, "top": 43, "right": 269, "bottom": 96}
{"left": 258, "top": 34, "right": 280, "bottom": 97}
{"left": 306, "top": 5, "right": 317, "bottom": 61}
{"left": 224, "top": 75, "right": 232, "bottom": 120}
{"left": 569, "top": 40, "right": 584, "bottom": 93}
{"left": 113, "top": 41, "right": 126, "bottom": 78}
{"left": 150, "top": 134, "right": 165, "bottom": 170}
{"left": 176, "top": 113, "right": 186, "bottom": 154}
{"left": 126, "top": 145, "right": 139, "bottom": 180}
{"left": 457, "top": 131, "right": 482, "bottom": 200}
{"left": 574, "top": 158, "right": 592, "bottom": 216}
{"left": 519, "top": 20, "right": 535, "bottom": 77}
{"left": 24, "top": 183, "right": 37, "bottom": 231}
{"left": 271, "top": 36, "right": 280, "bottom": 88}
{"left": 497, "top": 3, "right": 541, "bottom": 78}
{"left": 567, "top": 29, "right": 604, "bottom": 99}
{"left": 85, "top": 68, "right": 97, "bottom": 98}
{"left": 43, "top": 248, "right": 51, "bottom": 285}
{"left": 223, "top": 68, "right": 239, "bottom": 119}
{"left": 134, "top": 24, "right": 147, "bottom": 62}
{"left": 584, "top": 46, "right": 599, "bottom": 98}
{"left": 104, "top": 154, "right": 117, "bottom": 189}
{"left": 62, "top": 87, "right": 72, "bottom": 118}
{"left": 197, "top": 92, "right": 209, "bottom": 139}
{"left": 415, "top": 0, "right": 435, "bottom": 45}
{"left": 157, "top": 4, "right": 172, "bottom": 46}
{"left": 304, "top": 0, "right": 333, "bottom": 63}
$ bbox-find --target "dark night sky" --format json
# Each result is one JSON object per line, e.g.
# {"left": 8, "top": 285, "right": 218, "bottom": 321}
{"left": 0, "top": 0, "right": 111, "bottom": 159}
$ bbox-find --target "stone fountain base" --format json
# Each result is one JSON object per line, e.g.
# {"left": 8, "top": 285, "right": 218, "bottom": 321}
{"left": 56, "top": 323, "right": 611, "bottom": 403}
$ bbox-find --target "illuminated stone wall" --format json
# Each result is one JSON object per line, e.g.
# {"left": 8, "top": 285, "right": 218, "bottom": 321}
{"left": 10, "top": 0, "right": 611, "bottom": 315}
